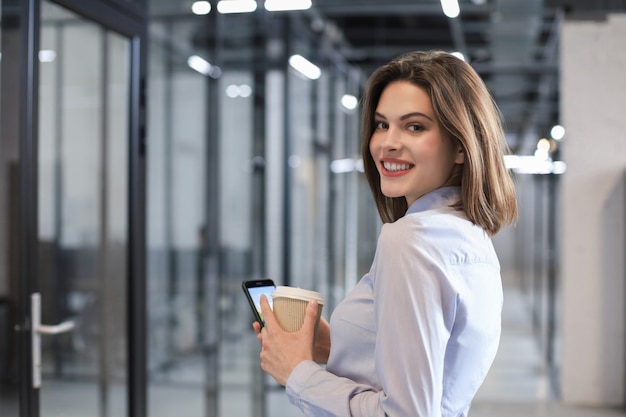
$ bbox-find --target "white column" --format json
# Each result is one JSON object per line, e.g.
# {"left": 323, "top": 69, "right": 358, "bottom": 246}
{"left": 560, "top": 13, "right": 626, "bottom": 406}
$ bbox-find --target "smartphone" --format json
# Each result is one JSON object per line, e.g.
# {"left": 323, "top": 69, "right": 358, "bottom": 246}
{"left": 242, "top": 279, "right": 276, "bottom": 327}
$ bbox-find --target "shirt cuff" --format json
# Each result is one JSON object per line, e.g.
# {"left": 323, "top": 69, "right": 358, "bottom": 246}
{"left": 286, "top": 360, "right": 321, "bottom": 402}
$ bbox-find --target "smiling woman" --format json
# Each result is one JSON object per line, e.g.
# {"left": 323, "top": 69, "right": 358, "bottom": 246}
{"left": 253, "top": 50, "right": 518, "bottom": 417}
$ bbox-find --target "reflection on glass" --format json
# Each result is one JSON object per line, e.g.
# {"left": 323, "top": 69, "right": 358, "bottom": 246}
{"left": 0, "top": 2, "right": 6, "bottom": 414}
{"left": 0, "top": 1, "right": 21, "bottom": 414}
{"left": 38, "top": 1, "right": 130, "bottom": 415}
{"left": 145, "top": 5, "right": 369, "bottom": 417}
{"left": 147, "top": 18, "right": 209, "bottom": 417}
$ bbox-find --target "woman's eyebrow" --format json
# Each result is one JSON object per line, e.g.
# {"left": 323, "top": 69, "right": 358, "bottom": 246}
{"left": 400, "top": 112, "right": 433, "bottom": 121}
{"left": 374, "top": 111, "right": 433, "bottom": 121}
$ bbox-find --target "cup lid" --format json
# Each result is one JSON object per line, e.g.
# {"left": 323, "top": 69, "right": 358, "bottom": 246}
{"left": 272, "top": 286, "right": 324, "bottom": 304}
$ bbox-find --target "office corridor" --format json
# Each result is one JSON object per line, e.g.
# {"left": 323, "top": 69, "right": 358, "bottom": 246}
{"left": 470, "top": 272, "right": 626, "bottom": 417}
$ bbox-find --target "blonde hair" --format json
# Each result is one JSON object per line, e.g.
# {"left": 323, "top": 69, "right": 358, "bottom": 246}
{"left": 361, "top": 50, "right": 517, "bottom": 235}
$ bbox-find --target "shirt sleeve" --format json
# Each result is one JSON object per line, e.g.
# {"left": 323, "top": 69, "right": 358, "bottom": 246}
{"left": 286, "top": 360, "right": 384, "bottom": 417}
{"left": 285, "top": 221, "right": 455, "bottom": 417}
{"left": 372, "top": 221, "right": 453, "bottom": 416}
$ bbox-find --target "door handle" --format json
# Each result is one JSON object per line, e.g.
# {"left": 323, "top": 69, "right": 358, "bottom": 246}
{"left": 37, "top": 320, "right": 75, "bottom": 335}
{"left": 31, "top": 293, "right": 75, "bottom": 388}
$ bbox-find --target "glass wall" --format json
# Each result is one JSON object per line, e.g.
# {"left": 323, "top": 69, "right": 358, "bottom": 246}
{"left": 0, "top": 0, "right": 14, "bottom": 413}
{"left": 1, "top": 0, "right": 139, "bottom": 415}
{"left": 0, "top": 1, "right": 566, "bottom": 415}
{"left": 145, "top": 3, "right": 374, "bottom": 417}
{"left": 37, "top": 1, "right": 131, "bottom": 414}
{"left": 146, "top": 10, "right": 209, "bottom": 416}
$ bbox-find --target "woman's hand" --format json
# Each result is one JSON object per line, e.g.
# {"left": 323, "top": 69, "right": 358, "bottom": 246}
{"left": 252, "top": 294, "right": 319, "bottom": 386}
{"left": 253, "top": 302, "right": 332, "bottom": 365}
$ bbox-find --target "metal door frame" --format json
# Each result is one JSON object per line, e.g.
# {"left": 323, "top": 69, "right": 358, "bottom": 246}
{"left": 13, "top": 0, "right": 148, "bottom": 416}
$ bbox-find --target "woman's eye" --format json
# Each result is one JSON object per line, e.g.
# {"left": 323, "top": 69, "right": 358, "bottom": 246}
{"left": 408, "top": 124, "right": 424, "bottom": 132}
{"left": 375, "top": 121, "right": 387, "bottom": 129}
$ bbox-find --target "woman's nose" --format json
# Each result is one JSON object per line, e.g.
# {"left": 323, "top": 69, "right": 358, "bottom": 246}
{"left": 382, "top": 126, "right": 401, "bottom": 151}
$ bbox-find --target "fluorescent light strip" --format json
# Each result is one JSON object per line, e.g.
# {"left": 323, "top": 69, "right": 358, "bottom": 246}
{"left": 441, "top": 0, "right": 460, "bottom": 18}
{"left": 217, "top": 0, "right": 257, "bottom": 14}
{"left": 504, "top": 155, "right": 567, "bottom": 175}
{"left": 330, "top": 158, "right": 364, "bottom": 174}
{"left": 265, "top": 0, "right": 311, "bottom": 11}
{"left": 191, "top": 1, "right": 211, "bottom": 15}
{"left": 39, "top": 50, "right": 57, "bottom": 63}
{"left": 187, "top": 55, "right": 212, "bottom": 75}
{"left": 451, "top": 51, "right": 465, "bottom": 61}
{"left": 288, "top": 54, "right": 321, "bottom": 80}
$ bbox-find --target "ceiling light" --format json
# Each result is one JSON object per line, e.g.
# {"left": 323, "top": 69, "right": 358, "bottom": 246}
{"left": 330, "top": 158, "right": 364, "bottom": 174}
{"left": 186, "top": 56, "right": 221, "bottom": 79}
{"left": 340, "top": 94, "right": 358, "bottom": 110}
{"left": 191, "top": 1, "right": 211, "bottom": 15}
{"left": 504, "top": 155, "right": 567, "bottom": 175}
{"left": 330, "top": 158, "right": 356, "bottom": 174}
{"left": 225, "top": 84, "right": 253, "bottom": 98}
{"left": 265, "top": 0, "right": 311, "bottom": 12}
{"left": 550, "top": 124, "right": 565, "bottom": 140}
{"left": 217, "top": 0, "right": 257, "bottom": 14}
{"left": 288, "top": 54, "right": 321, "bottom": 80}
{"left": 536, "top": 138, "right": 551, "bottom": 152}
{"left": 440, "top": 0, "right": 460, "bottom": 18}
{"left": 238, "top": 84, "right": 252, "bottom": 97}
{"left": 226, "top": 84, "right": 240, "bottom": 98}
{"left": 39, "top": 50, "right": 57, "bottom": 63}
{"left": 450, "top": 51, "right": 465, "bottom": 61}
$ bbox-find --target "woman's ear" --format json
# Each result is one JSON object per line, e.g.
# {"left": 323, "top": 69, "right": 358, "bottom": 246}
{"left": 454, "top": 145, "right": 465, "bottom": 164}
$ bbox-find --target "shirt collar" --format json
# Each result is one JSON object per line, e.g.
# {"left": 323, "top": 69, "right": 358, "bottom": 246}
{"left": 405, "top": 186, "right": 462, "bottom": 216}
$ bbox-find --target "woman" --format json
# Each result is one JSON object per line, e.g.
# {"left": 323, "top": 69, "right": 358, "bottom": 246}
{"left": 254, "top": 50, "right": 518, "bottom": 417}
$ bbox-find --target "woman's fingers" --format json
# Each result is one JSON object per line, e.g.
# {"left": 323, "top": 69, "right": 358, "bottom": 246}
{"left": 252, "top": 321, "right": 263, "bottom": 344}
{"left": 313, "top": 316, "right": 331, "bottom": 364}
{"left": 300, "top": 299, "right": 319, "bottom": 337}
{"left": 254, "top": 296, "right": 321, "bottom": 386}
{"left": 259, "top": 294, "right": 277, "bottom": 329}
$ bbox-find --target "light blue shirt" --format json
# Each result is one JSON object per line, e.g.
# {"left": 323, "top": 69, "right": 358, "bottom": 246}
{"left": 286, "top": 186, "right": 503, "bottom": 417}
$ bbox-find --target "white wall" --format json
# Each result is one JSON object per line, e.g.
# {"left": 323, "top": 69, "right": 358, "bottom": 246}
{"left": 560, "top": 13, "right": 626, "bottom": 406}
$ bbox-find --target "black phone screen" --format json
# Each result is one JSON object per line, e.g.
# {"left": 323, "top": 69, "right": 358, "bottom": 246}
{"left": 242, "top": 279, "right": 276, "bottom": 326}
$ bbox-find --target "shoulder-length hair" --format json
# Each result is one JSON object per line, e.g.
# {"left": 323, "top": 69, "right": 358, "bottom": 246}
{"left": 361, "top": 50, "right": 517, "bottom": 236}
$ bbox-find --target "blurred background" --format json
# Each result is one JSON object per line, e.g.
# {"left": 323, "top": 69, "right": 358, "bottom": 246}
{"left": 1, "top": 0, "right": 625, "bottom": 416}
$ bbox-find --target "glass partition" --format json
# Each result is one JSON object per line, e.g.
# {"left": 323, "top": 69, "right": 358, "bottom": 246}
{"left": 287, "top": 46, "right": 316, "bottom": 290}
{"left": 146, "top": 14, "right": 208, "bottom": 417}
{"left": 0, "top": 0, "right": 15, "bottom": 414}
{"left": 145, "top": 4, "right": 374, "bottom": 417}
{"left": 36, "top": 1, "right": 131, "bottom": 415}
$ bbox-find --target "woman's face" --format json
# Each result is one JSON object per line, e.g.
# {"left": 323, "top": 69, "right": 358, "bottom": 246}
{"left": 369, "top": 81, "right": 464, "bottom": 207}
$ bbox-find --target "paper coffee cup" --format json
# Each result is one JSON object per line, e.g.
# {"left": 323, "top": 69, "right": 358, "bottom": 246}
{"left": 271, "top": 286, "right": 324, "bottom": 333}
